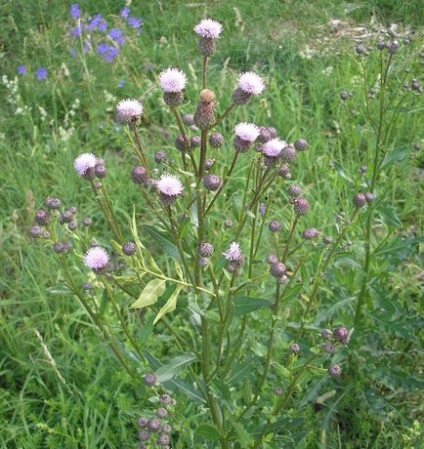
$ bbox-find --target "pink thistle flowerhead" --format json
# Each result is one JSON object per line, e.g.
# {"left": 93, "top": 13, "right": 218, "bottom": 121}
{"left": 238, "top": 72, "right": 265, "bottom": 95}
{"left": 235, "top": 122, "right": 260, "bottom": 143}
{"left": 223, "top": 242, "right": 243, "bottom": 264}
{"left": 84, "top": 246, "right": 109, "bottom": 272}
{"left": 262, "top": 138, "right": 286, "bottom": 158}
{"left": 74, "top": 153, "right": 97, "bottom": 179}
{"left": 194, "top": 19, "right": 222, "bottom": 56}
{"left": 159, "top": 68, "right": 187, "bottom": 93}
{"left": 115, "top": 98, "right": 143, "bottom": 126}
{"left": 159, "top": 67, "right": 187, "bottom": 106}
{"left": 194, "top": 19, "right": 222, "bottom": 39}
{"left": 157, "top": 174, "right": 184, "bottom": 205}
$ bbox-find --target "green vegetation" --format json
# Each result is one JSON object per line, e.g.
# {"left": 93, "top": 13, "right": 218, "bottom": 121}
{"left": 1, "top": 1, "right": 423, "bottom": 448}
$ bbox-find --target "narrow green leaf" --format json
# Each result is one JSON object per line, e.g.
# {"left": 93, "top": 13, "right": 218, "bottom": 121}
{"left": 281, "top": 283, "right": 303, "bottom": 302}
{"left": 233, "top": 296, "right": 272, "bottom": 316}
{"left": 155, "top": 353, "right": 197, "bottom": 382}
{"left": 153, "top": 285, "right": 182, "bottom": 324}
{"left": 232, "top": 422, "right": 254, "bottom": 448}
{"left": 196, "top": 424, "right": 221, "bottom": 441}
{"left": 130, "top": 279, "right": 166, "bottom": 309}
{"left": 143, "top": 225, "right": 181, "bottom": 261}
{"left": 380, "top": 147, "right": 408, "bottom": 169}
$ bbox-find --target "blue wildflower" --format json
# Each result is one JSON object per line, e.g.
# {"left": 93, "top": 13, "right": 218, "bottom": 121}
{"left": 70, "top": 48, "right": 77, "bottom": 58}
{"left": 96, "top": 43, "right": 119, "bottom": 62}
{"left": 120, "top": 6, "right": 130, "bottom": 19}
{"left": 118, "top": 80, "right": 125, "bottom": 88}
{"left": 17, "top": 65, "right": 27, "bottom": 75}
{"left": 108, "top": 28, "right": 126, "bottom": 46}
{"left": 70, "top": 4, "right": 81, "bottom": 20}
{"left": 87, "top": 14, "right": 108, "bottom": 32}
{"left": 126, "top": 16, "right": 142, "bottom": 29}
{"left": 35, "top": 67, "right": 48, "bottom": 80}
{"left": 70, "top": 24, "right": 83, "bottom": 38}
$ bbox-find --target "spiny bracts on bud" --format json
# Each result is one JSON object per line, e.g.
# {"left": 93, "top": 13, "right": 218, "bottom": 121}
{"left": 194, "top": 89, "right": 216, "bottom": 129}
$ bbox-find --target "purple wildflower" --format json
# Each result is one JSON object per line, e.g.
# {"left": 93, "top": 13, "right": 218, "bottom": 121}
{"left": 126, "top": 16, "right": 142, "bottom": 29}
{"left": 70, "top": 4, "right": 81, "bottom": 20}
{"left": 87, "top": 14, "right": 108, "bottom": 32}
{"left": 35, "top": 67, "right": 48, "bottom": 80}
{"left": 17, "top": 65, "right": 27, "bottom": 75}
{"left": 108, "top": 28, "right": 126, "bottom": 46}
{"left": 96, "top": 43, "right": 119, "bottom": 62}
{"left": 120, "top": 6, "right": 130, "bottom": 19}
{"left": 194, "top": 19, "right": 222, "bottom": 39}
{"left": 83, "top": 247, "right": 109, "bottom": 271}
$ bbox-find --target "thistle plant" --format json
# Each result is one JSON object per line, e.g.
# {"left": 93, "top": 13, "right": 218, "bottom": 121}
{"left": 29, "top": 17, "right": 422, "bottom": 448}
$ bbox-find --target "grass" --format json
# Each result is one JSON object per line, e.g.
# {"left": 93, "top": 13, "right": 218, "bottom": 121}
{"left": 1, "top": 1, "right": 423, "bottom": 448}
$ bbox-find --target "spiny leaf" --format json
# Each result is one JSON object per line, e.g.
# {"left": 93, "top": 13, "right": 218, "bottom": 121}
{"left": 130, "top": 279, "right": 166, "bottom": 309}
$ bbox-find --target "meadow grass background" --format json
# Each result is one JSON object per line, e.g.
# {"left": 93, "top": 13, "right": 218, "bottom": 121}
{"left": 1, "top": 0, "right": 424, "bottom": 448}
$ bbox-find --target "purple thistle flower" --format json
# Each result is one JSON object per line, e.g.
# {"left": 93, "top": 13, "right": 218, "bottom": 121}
{"left": 157, "top": 174, "right": 184, "bottom": 204}
{"left": 144, "top": 373, "right": 157, "bottom": 386}
{"left": 74, "top": 153, "right": 97, "bottom": 177}
{"left": 223, "top": 242, "right": 243, "bottom": 264}
{"left": 116, "top": 98, "right": 143, "bottom": 125}
{"left": 70, "top": 3, "right": 81, "bottom": 20}
{"left": 108, "top": 28, "right": 126, "bottom": 46}
{"left": 237, "top": 72, "right": 265, "bottom": 95}
{"left": 234, "top": 122, "right": 260, "bottom": 143}
{"left": 17, "top": 65, "right": 27, "bottom": 75}
{"left": 194, "top": 19, "right": 222, "bottom": 39}
{"left": 35, "top": 67, "right": 48, "bottom": 80}
{"left": 83, "top": 247, "right": 109, "bottom": 271}
{"left": 262, "top": 138, "right": 286, "bottom": 157}
{"left": 159, "top": 67, "right": 187, "bottom": 93}
{"left": 120, "top": 6, "right": 130, "bottom": 19}
{"left": 328, "top": 364, "right": 342, "bottom": 378}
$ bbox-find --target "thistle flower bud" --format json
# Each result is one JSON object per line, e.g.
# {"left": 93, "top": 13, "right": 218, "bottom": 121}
{"left": 175, "top": 134, "right": 190, "bottom": 152}
{"left": 58, "top": 210, "right": 74, "bottom": 224}
{"left": 268, "top": 220, "right": 281, "bottom": 232}
{"left": 328, "top": 364, "right": 342, "bottom": 378}
{"left": 323, "top": 235, "right": 333, "bottom": 245}
{"left": 209, "top": 132, "right": 224, "bottom": 148}
{"left": 224, "top": 219, "right": 233, "bottom": 228}
{"left": 322, "top": 343, "right": 335, "bottom": 354}
{"left": 364, "top": 192, "right": 374, "bottom": 203}
{"left": 154, "top": 151, "right": 167, "bottom": 164}
{"left": 29, "top": 226, "right": 43, "bottom": 238}
{"left": 288, "top": 184, "right": 302, "bottom": 198}
{"left": 44, "top": 197, "right": 61, "bottom": 210}
{"left": 197, "top": 242, "right": 214, "bottom": 257}
{"left": 144, "top": 373, "right": 157, "bottom": 387}
{"left": 278, "top": 164, "right": 291, "bottom": 179}
{"left": 53, "top": 241, "right": 72, "bottom": 254}
{"left": 203, "top": 174, "right": 221, "bottom": 191}
{"left": 95, "top": 164, "right": 107, "bottom": 178}
{"left": 204, "top": 158, "right": 215, "bottom": 170}
{"left": 68, "top": 221, "right": 77, "bottom": 231}
{"left": 193, "top": 89, "right": 216, "bottom": 129}
{"left": 266, "top": 254, "right": 278, "bottom": 265}
{"left": 82, "top": 281, "right": 93, "bottom": 292}
{"left": 293, "top": 197, "right": 309, "bottom": 216}
{"left": 82, "top": 217, "right": 92, "bottom": 227}
{"left": 190, "top": 136, "right": 201, "bottom": 148}
{"left": 294, "top": 137, "right": 308, "bottom": 151}
{"left": 147, "top": 418, "right": 161, "bottom": 433}
{"left": 340, "top": 90, "right": 349, "bottom": 101}
{"left": 333, "top": 326, "right": 349, "bottom": 344}
{"left": 302, "top": 228, "right": 321, "bottom": 240}
{"left": 269, "top": 261, "right": 286, "bottom": 278}
{"left": 182, "top": 113, "right": 194, "bottom": 126}
{"left": 35, "top": 209, "right": 50, "bottom": 226}
{"left": 388, "top": 40, "right": 399, "bottom": 54}
{"left": 131, "top": 166, "right": 149, "bottom": 185}
{"left": 198, "top": 256, "right": 209, "bottom": 268}
{"left": 353, "top": 193, "right": 367, "bottom": 208}
{"left": 289, "top": 343, "right": 300, "bottom": 354}
{"left": 122, "top": 241, "right": 137, "bottom": 256}
{"left": 321, "top": 329, "right": 332, "bottom": 339}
